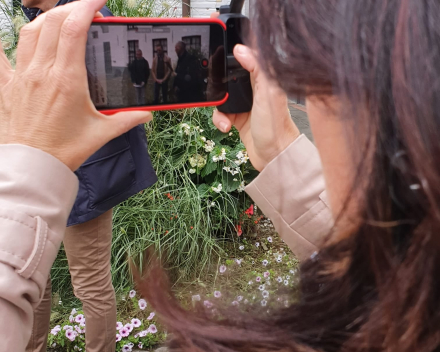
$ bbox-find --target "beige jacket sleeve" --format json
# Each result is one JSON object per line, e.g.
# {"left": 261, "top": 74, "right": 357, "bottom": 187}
{"left": 0, "top": 145, "right": 78, "bottom": 352}
{"left": 246, "top": 134, "right": 334, "bottom": 261}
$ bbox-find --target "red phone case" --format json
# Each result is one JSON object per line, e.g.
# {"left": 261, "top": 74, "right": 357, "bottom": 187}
{"left": 90, "top": 17, "right": 228, "bottom": 115}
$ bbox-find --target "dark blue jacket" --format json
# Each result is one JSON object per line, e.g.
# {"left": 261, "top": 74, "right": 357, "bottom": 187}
{"left": 23, "top": 2, "right": 158, "bottom": 226}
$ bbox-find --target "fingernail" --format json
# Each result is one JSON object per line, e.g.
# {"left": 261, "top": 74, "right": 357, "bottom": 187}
{"left": 219, "top": 122, "right": 229, "bottom": 133}
{"left": 234, "top": 44, "right": 247, "bottom": 56}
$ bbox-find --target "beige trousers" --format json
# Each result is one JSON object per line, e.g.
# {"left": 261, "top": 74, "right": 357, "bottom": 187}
{"left": 26, "top": 210, "right": 116, "bottom": 352}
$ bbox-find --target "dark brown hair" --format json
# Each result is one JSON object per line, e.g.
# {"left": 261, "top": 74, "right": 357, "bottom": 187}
{"left": 137, "top": 1, "right": 440, "bottom": 351}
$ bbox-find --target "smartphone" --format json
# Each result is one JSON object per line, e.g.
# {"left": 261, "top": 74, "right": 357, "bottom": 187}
{"left": 86, "top": 18, "right": 228, "bottom": 114}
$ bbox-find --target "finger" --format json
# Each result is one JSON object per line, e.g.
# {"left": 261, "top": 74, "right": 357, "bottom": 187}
{"left": 233, "top": 44, "right": 258, "bottom": 74}
{"left": 105, "top": 111, "right": 154, "bottom": 139}
{"left": 210, "top": 12, "right": 219, "bottom": 18}
{"left": 95, "top": 11, "right": 103, "bottom": 18}
{"left": 32, "top": 5, "right": 77, "bottom": 67}
{"left": 15, "top": 15, "right": 47, "bottom": 71}
{"left": 55, "top": 0, "right": 107, "bottom": 67}
{"left": 0, "top": 40, "right": 13, "bottom": 86}
{"left": 213, "top": 109, "right": 235, "bottom": 133}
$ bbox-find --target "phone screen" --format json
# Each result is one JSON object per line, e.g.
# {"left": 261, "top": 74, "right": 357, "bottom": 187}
{"left": 86, "top": 22, "right": 227, "bottom": 110}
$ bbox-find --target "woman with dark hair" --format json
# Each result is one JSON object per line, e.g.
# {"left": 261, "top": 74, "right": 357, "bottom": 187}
{"left": 138, "top": 1, "right": 440, "bottom": 351}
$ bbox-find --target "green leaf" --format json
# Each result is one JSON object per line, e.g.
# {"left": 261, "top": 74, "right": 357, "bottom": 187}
{"left": 201, "top": 161, "right": 218, "bottom": 177}
{"left": 197, "top": 184, "right": 211, "bottom": 197}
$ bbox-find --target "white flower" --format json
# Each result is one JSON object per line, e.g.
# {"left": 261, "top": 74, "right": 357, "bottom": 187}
{"left": 201, "top": 136, "right": 207, "bottom": 142}
{"left": 212, "top": 184, "right": 223, "bottom": 193}
{"left": 200, "top": 129, "right": 204, "bottom": 133}
{"left": 284, "top": 280, "right": 289, "bottom": 286}
{"left": 69, "top": 315, "right": 74, "bottom": 323}
{"left": 239, "top": 245, "right": 244, "bottom": 250}
{"left": 261, "top": 300, "right": 267, "bottom": 307}
{"left": 262, "top": 290, "right": 269, "bottom": 298}
{"left": 180, "top": 123, "right": 191, "bottom": 135}
{"left": 276, "top": 256, "right": 282, "bottom": 263}
{"left": 124, "top": 323, "right": 134, "bottom": 333}
{"left": 192, "top": 295, "right": 201, "bottom": 302}
{"left": 189, "top": 169, "right": 196, "bottom": 174}
{"left": 262, "top": 259, "right": 268, "bottom": 266}
{"left": 219, "top": 265, "right": 227, "bottom": 273}
{"left": 259, "top": 285, "right": 265, "bottom": 291}
{"left": 212, "top": 156, "right": 219, "bottom": 162}
{"left": 229, "top": 132, "right": 233, "bottom": 136}
{"left": 233, "top": 178, "right": 238, "bottom": 181}
{"left": 237, "top": 296, "right": 243, "bottom": 301}
{"left": 248, "top": 280, "right": 253, "bottom": 285}
{"left": 238, "top": 181, "right": 245, "bottom": 193}
{"left": 277, "top": 276, "right": 283, "bottom": 283}
{"left": 204, "top": 140, "right": 215, "bottom": 152}
{"left": 255, "top": 242, "right": 260, "bottom": 247}
{"left": 71, "top": 308, "right": 77, "bottom": 315}
{"left": 129, "top": 290, "right": 136, "bottom": 299}
{"left": 231, "top": 301, "right": 239, "bottom": 306}
{"left": 189, "top": 154, "right": 207, "bottom": 168}
{"left": 223, "top": 166, "right": 231, "bottom": 172}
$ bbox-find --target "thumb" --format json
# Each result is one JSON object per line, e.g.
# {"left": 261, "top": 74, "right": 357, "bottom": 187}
{"left": 105, "top": 110, "right": 153, "bottom": 139}
{"left": 233, "top": 44, "right": 257, "bottom": 74}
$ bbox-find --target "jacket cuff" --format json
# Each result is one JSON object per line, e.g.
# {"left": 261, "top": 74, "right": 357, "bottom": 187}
{"left": 246, "top": 135, "right": 333, "bottom": 250}
{"left": 0, "top": 145, "right": 78, "bottom": 293}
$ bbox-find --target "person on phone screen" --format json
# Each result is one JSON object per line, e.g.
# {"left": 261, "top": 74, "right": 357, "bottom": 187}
{"left": 152, "top": 44, "right": 172, "bottom": 104}
{"left": 173, "top": 41, "right": 203, "bottom": 103}
{"left": 129, "top": 49, "right": 150, "bottom": 105}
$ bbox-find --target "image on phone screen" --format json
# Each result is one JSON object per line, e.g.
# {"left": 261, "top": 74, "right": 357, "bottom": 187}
{"left": 86, "top": 22, "right": 227, "bottom": 110}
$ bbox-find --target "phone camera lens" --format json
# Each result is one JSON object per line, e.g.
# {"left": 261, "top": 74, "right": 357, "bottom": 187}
{"left": 229, "top": 23, "right": 234, "bottom": 28}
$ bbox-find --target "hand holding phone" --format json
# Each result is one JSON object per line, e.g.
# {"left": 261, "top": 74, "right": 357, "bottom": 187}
{"left": 212, "top": 45, "right": 300, "bottom": 172}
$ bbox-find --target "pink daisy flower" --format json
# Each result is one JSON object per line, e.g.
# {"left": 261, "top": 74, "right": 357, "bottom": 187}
{"left": 204, "top": 300, "right": 213, "bottom": 308}
{"left": 74, "top": 314, "right": 85, "bottom": 324}
{"left": 255, "top": 276, "right": 262, "bottom": 282}
{"left": 231, "top": 301, "right": 239, "bottom": 306}
{"left": 138, "top": 299, "right": 147, "bottom": 310}
{"left": 116, "top": 334, "right": 122, "bottom": 342}
{"left": 267, "top": 236, "right": 273, "bottom": 243}
{"left": 119, "top": 327, "right": 130, "bottom": 337}
{"left": 262, "top": 260, "right": 268, "bottom": 266}
{"left": 219, "top": 265, "right": 227, "bottom": 274}
{"left": 122, "top": 345, "right": 131, "bottom": 352}
{"left": 131, "top": 318, "right": 142, "bottom": 328}
{"left": 263, "top": 271, "right": 270, "bottom": 278}
{"left": 148, "top": 324, "right": 157, "bottom": 334}
{"left": 147, "top": 312, "right": 155, "bottom": 321}
{"left": 65, "top": 329, "right": 77, "bottom": 342}
{"left": 116, "top": 322, "right": 123, "bottom": 330}
{"left": 129, "top": 290, "right": 136, "bottom": 299}
{"left": 214, "top": 291, "right": 221, "bottom": 298}
{"left": 124, "top": 323, "right": 133, "bottom": 333}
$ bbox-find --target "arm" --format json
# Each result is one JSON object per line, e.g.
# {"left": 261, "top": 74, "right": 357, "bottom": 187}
{"left": 246, "top": 135, "right": 333, "bottom": 260}
{"left": 0, "top": 146, "right": 78, "bottom": 352}
{"left": 0, "top": 2, "right": 153, "bottom": 350}
{"left": 151, "top": 56, "right": 157, "bottom": 81}
{"left": 163, "top": 55, "right": 172, "bottom": 81}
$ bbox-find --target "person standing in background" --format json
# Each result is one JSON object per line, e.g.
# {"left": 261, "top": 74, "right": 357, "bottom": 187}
{"left": 152, "top": 44, "right": 172, "bottom": 104}
{"left": 129, "top": 49, "right": 150, "bottom": 105}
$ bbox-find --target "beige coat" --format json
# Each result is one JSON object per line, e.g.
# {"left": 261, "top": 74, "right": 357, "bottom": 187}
{"left": 0, "top": 134, "right": 332, "bottom": 351}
